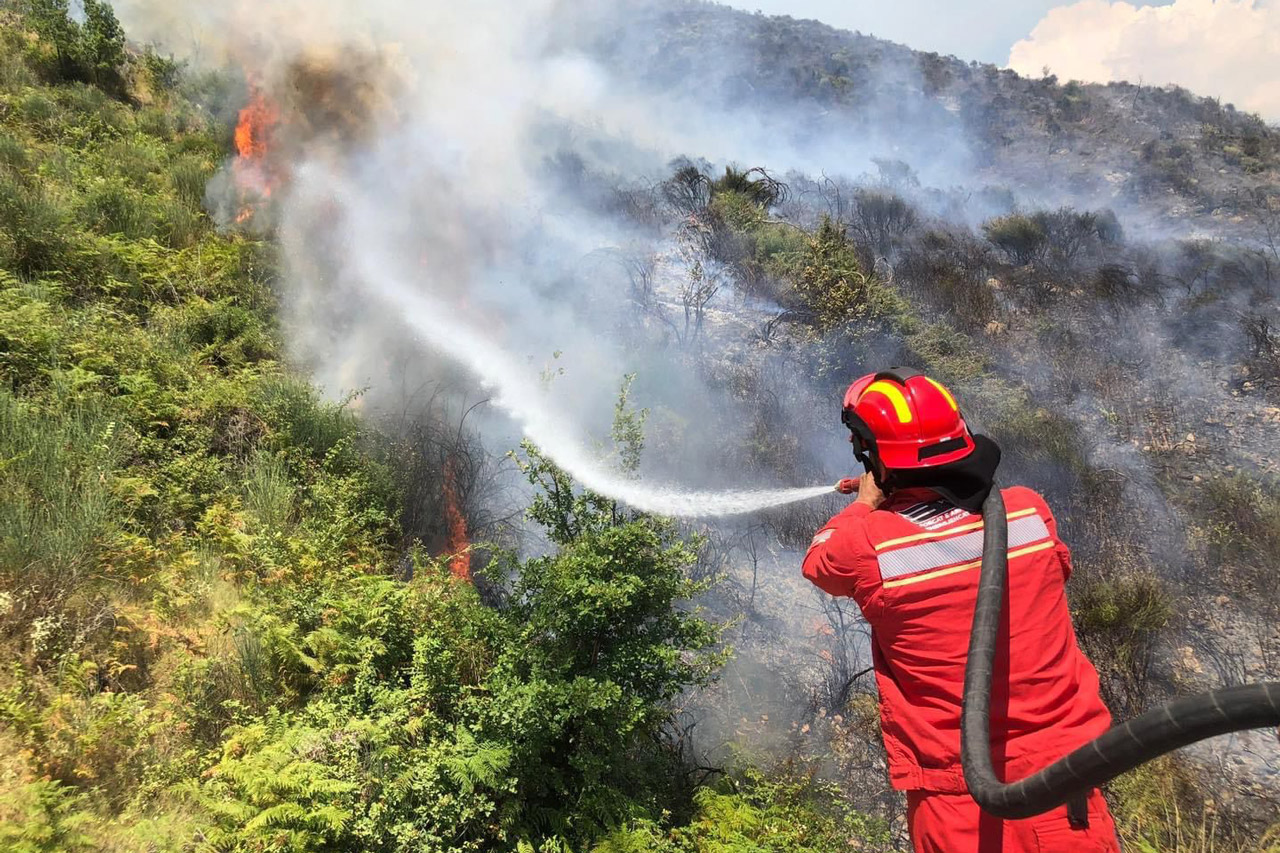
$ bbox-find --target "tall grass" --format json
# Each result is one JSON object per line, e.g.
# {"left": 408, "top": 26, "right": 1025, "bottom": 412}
{"left": 0, "top": 388, "right": 120, "bottom": 653}
{"left": 0, "top": 173, "right": 69, "bottom": 278}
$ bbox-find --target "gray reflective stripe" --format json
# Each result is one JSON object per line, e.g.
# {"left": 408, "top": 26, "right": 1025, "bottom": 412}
{"left": 877, "top": 515, "right": 1051, "bottom": 581}
{"left": 807, "top": 529, "right": 834, "bottom": 552}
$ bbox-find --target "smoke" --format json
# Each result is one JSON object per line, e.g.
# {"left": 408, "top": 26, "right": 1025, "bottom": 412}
{"left": 1009, "top": 0, "right": 1280, "bottom": 121}
{"left": 300, "top": 159, "right": 839, "bottom": 512}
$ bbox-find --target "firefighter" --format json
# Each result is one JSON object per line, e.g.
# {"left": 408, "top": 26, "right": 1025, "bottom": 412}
{"left": 804, "top": 367, "right": 1122, "bottom": 852}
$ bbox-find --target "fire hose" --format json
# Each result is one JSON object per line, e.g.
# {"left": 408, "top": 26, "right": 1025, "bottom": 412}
{"left": 960, "top": 483, "right": 1280, "bottom": 819}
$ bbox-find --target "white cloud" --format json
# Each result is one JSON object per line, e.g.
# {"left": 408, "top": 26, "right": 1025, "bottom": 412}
{"left": 1009, "top": 0, "right": 1280, "bottom": 120}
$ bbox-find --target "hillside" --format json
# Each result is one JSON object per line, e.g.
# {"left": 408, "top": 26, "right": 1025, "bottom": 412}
{"left": 0, "top": 2, "right": 1278, "bottom": 852}
{"left": 583, "top": 0, "right": 1279, "bottom": 234}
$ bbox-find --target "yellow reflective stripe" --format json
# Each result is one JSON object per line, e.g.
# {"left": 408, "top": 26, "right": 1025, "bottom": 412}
{"left": 861, "top": 381, "right": 913, "bottom": 424}
{"left": 882, "top": 540, "right": 1054, "bottom": 589}
{"left": 925, "top": 377, "right": 958, "bottom": 411}
{"left": 874, "top": 507, "right": 1037, "bottom": 551}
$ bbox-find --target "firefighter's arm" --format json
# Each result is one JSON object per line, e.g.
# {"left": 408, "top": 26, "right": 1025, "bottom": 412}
{"left": 1032, "top": 491, "right": 1073, "bottom": 581}
{"left": 802, "top": 501, "right": 880, "bottom": 601}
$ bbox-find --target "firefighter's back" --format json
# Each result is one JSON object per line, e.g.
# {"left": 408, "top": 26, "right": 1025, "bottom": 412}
{"left": 863, "top": 484, "right": 1112, "bottom": 790}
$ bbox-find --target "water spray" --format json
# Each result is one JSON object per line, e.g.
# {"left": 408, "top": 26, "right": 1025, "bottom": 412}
{"left": 350, "top": 248, "right": 852, "bottom": 518}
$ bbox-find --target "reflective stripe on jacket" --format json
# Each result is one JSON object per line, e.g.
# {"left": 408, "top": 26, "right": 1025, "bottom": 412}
{"left": 802, "top": 485, "right": 1112, "bottom": 793}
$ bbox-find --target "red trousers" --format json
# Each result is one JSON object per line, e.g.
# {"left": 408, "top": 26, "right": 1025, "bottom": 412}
{"left": 906, "top": 788, "right": 1122, "bottom": 852}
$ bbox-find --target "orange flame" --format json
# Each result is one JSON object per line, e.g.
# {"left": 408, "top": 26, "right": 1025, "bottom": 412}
{"left": 443, "top": 457, "right": 471, "bottom": 581}
{"left": 235, "top": 82, "right": 279, "bottom": 162}
{"left": 232, "top": 79, "right": 282, "bottom": 224}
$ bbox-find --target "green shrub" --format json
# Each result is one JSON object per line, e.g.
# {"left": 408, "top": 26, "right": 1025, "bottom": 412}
{"left": 596, "top": 768, "right": 890, "bottom": 852}
{"left": 905, "top": 322, "right": 987, "bottom": 382}
{"left": 0, "top": 389, "right": 120, "bottom": 653}
{"left": 709, "top": 188, "right": 766, "bottom": 232}
{"left": 258, "top": 378, "right": 361, "bottom": 465}
{"left": 785, "top": 216, "right": 900, "bottom": 331}
{"left": 0, "top": 277, "right": 67, "bottom": 387}
{"left": 243, "top": 451, "right": 294, "bottom": 533}
{"left": 136, "top": 106, "right": 175, "bottom": 140}
{"left": 168, "top": 155, "right": 212, "bottom": 209}
{"left": 23, "top": 0, "right": 127, "bottom": 94}
{"left": 754, "top": 221, "right": 807, "bottom": 263}
{"left": 1109, "top": 755, "right": 1274, "bottom": 853}
{"left": 964, "top": 380, "right": 1086, "bottom": 473}
{"left": 0, "top": 778, "right": 95, "bottom": 853}
{"left": 155, "top": 197, "right": 205, "bottom": 249}
{"left": 18, "top": 92, "right": 62, "bottom": 139}
{"left": 1072, "top": 572, "right": 1173, "bottom": 715}
{"left": 102, "top": 139, "right": 162, "bottom": 185}
{"left": 983, "top": 213, "right": 1048, "bottom": 266}
{"left": 0, "top": 173, "right": 70, "bottom": 279}
{"left": 0, "top": 46, "right": 38, "bottom": 92}
{"left": 711, "top": 166, "right": 786, "bottom": 208}
{"left": 1198, "top": 473, "right": 1280, "bottom": 564}
{"left": 0, "top": 133, "right": 29, "bottom": 173}
{"left": 78, "top": 178, "right": 156, "bottom": 239}
{"left": 142, "top": 49, "right": 183, "bottom": 95}
{"left": 182, "top": 442, "right": 722, "bottom": 850}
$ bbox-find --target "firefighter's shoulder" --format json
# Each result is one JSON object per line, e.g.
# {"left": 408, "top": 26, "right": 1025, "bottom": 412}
{"left": 1000, "top": 484, "right": 1053, "bottom": 515}
{"left": 807, "top": 502, "right": 874, "bottom": 551}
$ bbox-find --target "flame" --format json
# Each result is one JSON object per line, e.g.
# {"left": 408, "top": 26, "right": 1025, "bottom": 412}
{"left": 443, "top": 456, "right": 471, "bottom": 581}
{"left": 232, "top": 79, "right": 282, "bottom": 224}
{"left": 235, "top": 86, "right": 277, "bottom": 160}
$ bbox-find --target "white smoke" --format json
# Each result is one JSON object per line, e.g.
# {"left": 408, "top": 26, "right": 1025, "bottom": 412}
{"left": 1009, "top": 0, "right": 1280, "bottom": 121}
{"left": 293, "top": 160, "right": 838, "bottom": 516}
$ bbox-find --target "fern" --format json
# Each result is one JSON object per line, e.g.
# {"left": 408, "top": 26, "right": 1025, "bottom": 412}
{"left": 443, "top": 726, "right": 512, "bottom": 795}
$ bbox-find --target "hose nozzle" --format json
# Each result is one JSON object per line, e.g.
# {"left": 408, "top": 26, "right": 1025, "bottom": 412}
{"left": 836, "top": 477, "right": 860, "bottom": 495}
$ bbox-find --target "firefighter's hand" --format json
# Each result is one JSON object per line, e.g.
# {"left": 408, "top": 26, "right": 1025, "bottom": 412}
{"left": 855, "top": 472, "right": 885, "bottom": 510}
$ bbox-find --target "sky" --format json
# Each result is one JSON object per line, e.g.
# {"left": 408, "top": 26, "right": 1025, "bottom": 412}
{"left": 724, "top": 0, "right": 1173, "bottom": 65}
{"left": 727, "top": 0, "right": 1279, "bottom": 121}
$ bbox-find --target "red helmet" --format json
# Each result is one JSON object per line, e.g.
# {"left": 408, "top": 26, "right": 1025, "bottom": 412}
{"left": 842, "top": 367, "right": 975, "bottom": 471}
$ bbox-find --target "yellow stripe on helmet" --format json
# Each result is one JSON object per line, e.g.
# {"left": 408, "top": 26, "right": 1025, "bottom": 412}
{"left": 925, "top": 377, "right": 959, "bottom": 411}
{"left": 861, "top": 380, "right": 913, "bottom": 423}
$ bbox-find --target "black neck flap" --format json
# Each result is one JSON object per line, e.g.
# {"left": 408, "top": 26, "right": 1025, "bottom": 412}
{"left": 887, "top": 434, "right": 1002, "bottom": 513}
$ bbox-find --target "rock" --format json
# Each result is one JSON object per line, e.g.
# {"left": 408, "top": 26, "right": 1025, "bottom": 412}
{"left": 1178, "top": 646, "right": 1204, "bottom": 674}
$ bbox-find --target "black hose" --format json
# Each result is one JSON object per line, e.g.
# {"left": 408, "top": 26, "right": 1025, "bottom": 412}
{"left": 960, "top": 483, "right": 1280, "bottom": 819}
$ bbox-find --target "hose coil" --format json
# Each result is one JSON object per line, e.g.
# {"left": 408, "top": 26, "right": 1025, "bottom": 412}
{"left": 961, "top": 484, "right": 1280, "bottom": 819}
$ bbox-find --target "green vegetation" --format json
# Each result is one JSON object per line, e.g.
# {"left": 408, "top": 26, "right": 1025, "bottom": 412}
{"left": 787, "top": 216, "right": 890, "bottom": 331}
{"left": 596, "top": 769, "right": 890, "bottom": 852}
{"left": 1110, "top": 756, "right": 1280, "bottom": 853}
{"left": 982, "top": 214, "right": 1048, "bottom": 266}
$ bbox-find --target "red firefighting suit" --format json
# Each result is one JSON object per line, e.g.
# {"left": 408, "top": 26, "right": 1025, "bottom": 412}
{"left": 803, "top": 485, "right": 1122, "bottom": 852}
